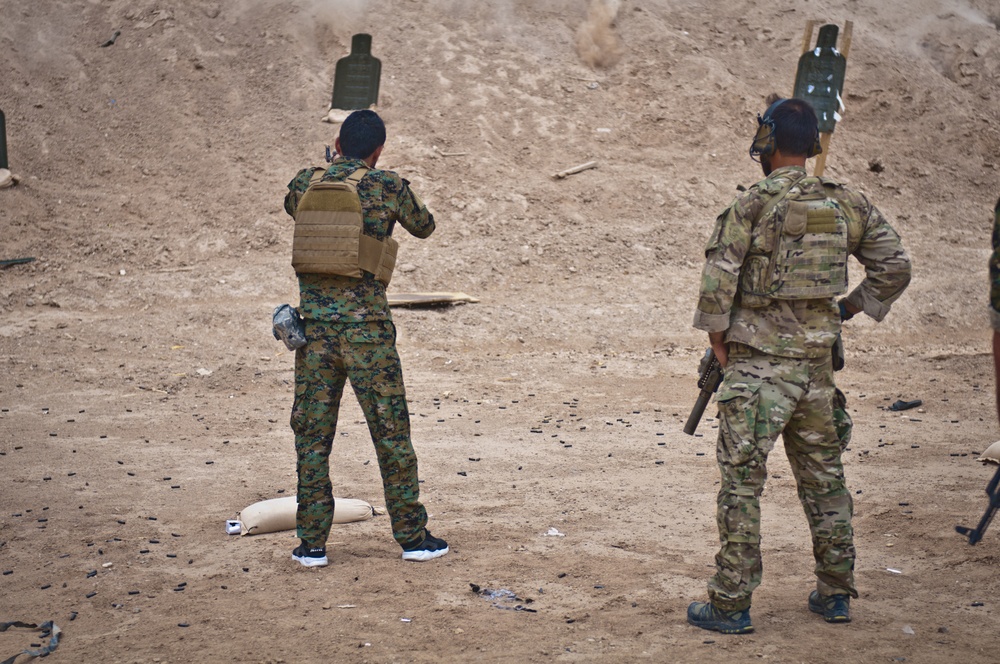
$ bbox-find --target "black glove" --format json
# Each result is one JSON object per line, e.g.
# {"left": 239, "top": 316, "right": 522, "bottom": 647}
{"left": 838, "top": 300, "right": 855, "bottom": 322}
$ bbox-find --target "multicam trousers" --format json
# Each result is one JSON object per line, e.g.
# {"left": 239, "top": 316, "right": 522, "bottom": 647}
{"left": 291, "top": 318, "right": 427, "bottom": 549}
{"left": 708, "top": 344, "right": 858, "bottom": 612}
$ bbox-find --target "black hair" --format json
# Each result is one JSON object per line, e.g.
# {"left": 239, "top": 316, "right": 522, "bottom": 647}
{"left": 769, "top": 98, "right": 819, "bottom": 157}
{"left": 338, "top": 109, "right": 386, "bottom": 159}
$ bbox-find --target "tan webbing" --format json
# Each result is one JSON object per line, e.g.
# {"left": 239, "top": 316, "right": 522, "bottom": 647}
{"left": 359, "top": 234, "right": 399, "bottom": 286}
{"left": 742, "top": 174, "right": 848, "bottom": 302}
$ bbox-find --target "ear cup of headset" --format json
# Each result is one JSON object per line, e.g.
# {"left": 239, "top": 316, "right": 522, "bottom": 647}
{"left": 749, "top": 98, "right": 785, "bottom": 161}
{"left": 750, "top": 98, "right": 823, "bottom": 160}
{"left": 808, "top": 132, "right": 823, "bottom": 158}
{"left": 751, "top": 116, "right": 777, "bottom": 160}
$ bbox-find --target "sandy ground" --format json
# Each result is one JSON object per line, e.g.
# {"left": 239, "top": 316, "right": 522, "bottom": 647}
{"left": 2, "top": 0, "right": 1000, "bottom": 661}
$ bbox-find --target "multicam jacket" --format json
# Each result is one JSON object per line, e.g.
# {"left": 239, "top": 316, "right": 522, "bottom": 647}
{"left": 284, "top": 158, "right": 434, "bottom": 322}
{"left": 990, "top": 198, "right": 1000, "bottom": 330}
{"left": 694, "top": 165, "right": 912, "bottom": 359}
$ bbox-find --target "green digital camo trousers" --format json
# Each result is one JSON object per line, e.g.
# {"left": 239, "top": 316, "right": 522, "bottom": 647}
{"left": 291, "top": 318, "right": 427, "bottom": 549}
{"left": 708, "top": 344, "right": 858, "bottom": 612}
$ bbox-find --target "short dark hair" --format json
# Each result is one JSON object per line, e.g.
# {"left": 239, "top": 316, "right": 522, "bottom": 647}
{"left": 339, "top": 110, "right": 386, "bottom": 159}
{"left": 770, "top": 99, "right": 819, "bottom": 156}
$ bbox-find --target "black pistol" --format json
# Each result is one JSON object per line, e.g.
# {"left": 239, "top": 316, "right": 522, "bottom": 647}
{"left": 956, "top": 465, "right": 1000, "bottom": 545}
{"left": 684, "top": 348, "right": 723, "bottom": 436}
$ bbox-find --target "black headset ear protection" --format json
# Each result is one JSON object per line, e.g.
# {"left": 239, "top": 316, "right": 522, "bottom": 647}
{"left": 749, "top": 98, "right": 823, "bottom": 162}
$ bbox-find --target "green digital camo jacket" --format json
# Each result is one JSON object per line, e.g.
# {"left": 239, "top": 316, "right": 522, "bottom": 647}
{"left": 284, "top": 158, "right": 435, "bottom": 322}
{"left": 694, "top": 165, "right": 912, "bottom": 359}
{"left": 990, "top": 198, "right": 1000, "bottom": 330}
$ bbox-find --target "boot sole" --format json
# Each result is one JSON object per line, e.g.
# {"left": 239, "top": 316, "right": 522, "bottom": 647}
{"left": 687, "top": 617, "right": 754, "bottom": 634}
{"left": 293, "top": 554, "right": 328, "bottom": 567}
{"left": 401, "top": 546, "right": 449, "bottom": 562}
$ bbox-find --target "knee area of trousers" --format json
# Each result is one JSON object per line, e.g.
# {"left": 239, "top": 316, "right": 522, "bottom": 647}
{"left": 297, "top": 470, "right": 332, "bottom": 489}
{"left": 295, "top": 443, "right": 332, "bottom": 464}
{"left": 380, "top": 438, "right": 417, "bottom": 462}
{"left": 297, "top": 486, "right": 333, "bottom": 506}
{"left": 720, "top": 480, "right": 763, "bottom": 500}
{"left": 291, "top": 413, "right": 335, "bottom": 439}
{"left": 797, "top": 478, "right": 848, "bottom": 499}
{"left": 721, "top": 532, "right": 761, "bottom": 545}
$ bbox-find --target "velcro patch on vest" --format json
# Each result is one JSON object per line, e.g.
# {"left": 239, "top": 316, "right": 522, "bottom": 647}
{"left": 805, "top": 208, "right": 840, "bottom": 234}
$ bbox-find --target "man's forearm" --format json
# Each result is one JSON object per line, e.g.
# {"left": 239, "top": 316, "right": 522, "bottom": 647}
{"left": 709, "top": 331, "right": 728, "bottom": 368}
{"left": 840, "top": 299, "right": 861, "bottom": 319}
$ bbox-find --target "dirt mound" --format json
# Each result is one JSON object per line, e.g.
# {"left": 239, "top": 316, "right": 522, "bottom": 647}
{"left": 2, "top": 1, "right": 999, "bottom": 661}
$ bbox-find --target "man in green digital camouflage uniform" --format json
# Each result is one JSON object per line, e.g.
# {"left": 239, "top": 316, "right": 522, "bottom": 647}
{"left": 687, "top": 98, "right": 911, "bottom": 633}
{"left": 990, "top": 198, "right": 1000, "bottom": 424}
{"left": 283, "top": 110, "right": 448, "bottom": 567}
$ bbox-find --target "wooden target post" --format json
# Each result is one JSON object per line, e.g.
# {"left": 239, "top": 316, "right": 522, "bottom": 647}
{"left": 794, "top": 21, "right": 853, "bottom": 176}
{"left": 0, "top": 108, "right": 7, "bottom": 170}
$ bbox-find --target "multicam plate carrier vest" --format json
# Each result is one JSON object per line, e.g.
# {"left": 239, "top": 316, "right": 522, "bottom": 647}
{"left": 292, "top": 168, "right": 398, "bottom": 287}
{"left": 739, "top": 174, "right": 852, "bottom": 308}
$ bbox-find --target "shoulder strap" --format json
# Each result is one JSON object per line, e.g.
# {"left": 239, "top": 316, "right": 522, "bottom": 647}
{"left": 307, "top": 167, "right": 368, "bottom": 188}
{"left": 346, "top": 167, "right": 369, "bottom": 184}
{"left": 308, "top": 168, "right": 326, "bottom": 186}
{"left": 753, "top": 172, "right": 806, "bottom": 225}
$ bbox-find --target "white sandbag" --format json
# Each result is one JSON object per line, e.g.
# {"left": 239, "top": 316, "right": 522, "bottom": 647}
{"left": 322, "top": 108, "right": 352, "bottom": 124}
{"left": 0, "top": 169, "right": 17, "bottom": 189}
{"left": 237, "top": 496, "right": 374, "bottom": 536}
{"left": 978, "top": 440, "right": 1000, "bottom": 465}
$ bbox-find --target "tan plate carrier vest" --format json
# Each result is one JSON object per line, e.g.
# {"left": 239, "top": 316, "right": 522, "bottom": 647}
{"left": 292, "top": 168, "right": 398, "bottom": 287}
{"left": 739, "top": 175, "right": 849, "bottom": 307}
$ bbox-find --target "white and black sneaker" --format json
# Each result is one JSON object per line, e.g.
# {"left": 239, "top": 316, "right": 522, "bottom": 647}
{"left": 292, "top": 540, "right": 328, "bottom": 568}
{"left": 401, "top": 530, "right": 449, "bottom": 562}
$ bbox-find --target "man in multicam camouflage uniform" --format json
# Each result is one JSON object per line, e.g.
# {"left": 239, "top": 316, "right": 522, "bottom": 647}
{"left": 990, "top": 198, "right": 1000, "bottom": 424}
{"left": 687, "top": 98, "right": 911, "bottom": 633}
{"left": 283, "top": 109, "right": 448, "bottom": 567}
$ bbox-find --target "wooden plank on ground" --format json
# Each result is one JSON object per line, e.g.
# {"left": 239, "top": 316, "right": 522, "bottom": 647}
{"left": 388, "top": 292, "right": 480, "bottom": 307}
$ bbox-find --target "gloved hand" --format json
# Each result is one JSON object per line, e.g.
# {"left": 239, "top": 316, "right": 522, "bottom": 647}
{"left": 838, "top": 300, "right": 855, "bottom": 322}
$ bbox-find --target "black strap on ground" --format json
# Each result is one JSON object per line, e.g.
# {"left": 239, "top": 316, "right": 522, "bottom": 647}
{"left": 0, "top": 620, "right": 62, "bottom": 664}
{"left": 0, "top": 258, "right": 35, "bottom": 268}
